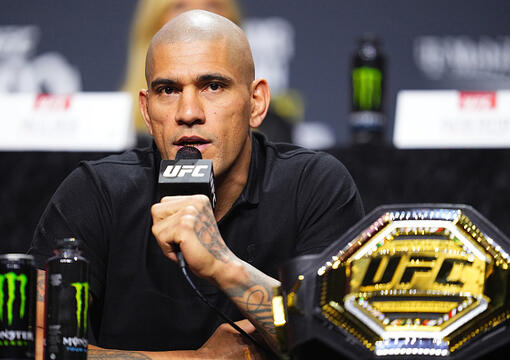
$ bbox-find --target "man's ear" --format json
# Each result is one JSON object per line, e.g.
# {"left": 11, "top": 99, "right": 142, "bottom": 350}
{"left": 249, "top": 78, "right": 270, "bottom": 129}
{"left": 139, "top": 89, "right": 153, "bottom": 135}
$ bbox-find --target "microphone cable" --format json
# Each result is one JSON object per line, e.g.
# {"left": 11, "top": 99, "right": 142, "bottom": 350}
{"left": 177, "top": 253, "right": 280, "bottom": 359}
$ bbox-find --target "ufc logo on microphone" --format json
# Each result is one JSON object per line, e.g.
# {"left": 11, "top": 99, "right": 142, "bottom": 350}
{"left": 163, "top": 165, "right": 208, "bottom": 178}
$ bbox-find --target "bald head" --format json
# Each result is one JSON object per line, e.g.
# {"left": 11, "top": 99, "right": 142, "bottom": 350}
{"left": 145, "top": 10, "right": 254, "bottom": 86}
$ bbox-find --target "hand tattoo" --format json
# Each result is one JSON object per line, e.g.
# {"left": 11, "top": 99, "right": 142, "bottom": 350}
{"left": 194, "top": 209, "right": 230, "bottom": 263}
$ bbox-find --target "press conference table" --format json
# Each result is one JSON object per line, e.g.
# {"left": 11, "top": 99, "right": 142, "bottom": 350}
{"left": 1, "top": 145, "right": 509, "bottom": 253}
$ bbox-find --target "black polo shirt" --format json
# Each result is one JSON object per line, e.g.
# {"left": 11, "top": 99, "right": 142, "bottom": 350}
{"left": 29, "top": 132, "right": 364, "bottom": 351}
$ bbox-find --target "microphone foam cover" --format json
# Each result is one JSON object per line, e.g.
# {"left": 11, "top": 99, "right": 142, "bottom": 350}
{"left": 176, "top": 146, "right": 202, "bottom": 160}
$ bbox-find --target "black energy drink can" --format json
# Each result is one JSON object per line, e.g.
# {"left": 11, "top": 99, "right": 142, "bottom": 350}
{"left": 45, "top": 238, "right": 89, "bottom": 359}
{"left": 0, "top": 254, "right": 37, "bottom": 359}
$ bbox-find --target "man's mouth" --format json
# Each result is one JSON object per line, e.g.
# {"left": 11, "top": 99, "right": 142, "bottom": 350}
{"left": 174, "top": 136, "right": 211, "bottom": 148}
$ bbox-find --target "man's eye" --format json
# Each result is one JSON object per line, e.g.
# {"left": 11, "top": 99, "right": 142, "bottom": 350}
{"left": 162, "top": 87, "right": 175, "bottom": 94}
{"left": 157, "top": 86, "right": 176, "bottom": 95}
{"left": 208, "top": 83, "right": 222, "bottom": 91}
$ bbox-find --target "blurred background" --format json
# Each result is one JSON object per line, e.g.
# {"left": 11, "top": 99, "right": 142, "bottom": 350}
{"left": 1, "top": 0, "right": 510, "bottom": 253}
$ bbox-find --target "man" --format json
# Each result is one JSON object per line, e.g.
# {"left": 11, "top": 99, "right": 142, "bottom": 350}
{"left": 30, "top": 10, "right": 364, "bottom": 359}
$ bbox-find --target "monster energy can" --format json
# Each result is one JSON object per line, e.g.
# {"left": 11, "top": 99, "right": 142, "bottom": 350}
{"left": 0, "top": 254, "right": 37, "bottom": 360}
{"left": 349, "top": 34, "right": 386, "bottom": 145}
{"left": 45, "top": 238, "right": 89, "bottom": 360}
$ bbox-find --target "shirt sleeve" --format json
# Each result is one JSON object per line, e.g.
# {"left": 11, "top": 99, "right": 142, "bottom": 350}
{"left": 28, "top": 163, "right": 111, "bottom": 306}
{"left": 294, "top": 152, "right": 364, "bottom": 256}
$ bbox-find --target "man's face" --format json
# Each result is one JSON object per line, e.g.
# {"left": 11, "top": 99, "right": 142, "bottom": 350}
{"left": 141, "top": 39, "right": 253, "bottom": 179}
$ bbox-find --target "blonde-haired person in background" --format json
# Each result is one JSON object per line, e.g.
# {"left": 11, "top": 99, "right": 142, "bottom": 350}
{"left": 123, "top": 0, "right": 301, "bottom": 145}
{"left": 122, "top": 0, "right": 242, "bottom": 144}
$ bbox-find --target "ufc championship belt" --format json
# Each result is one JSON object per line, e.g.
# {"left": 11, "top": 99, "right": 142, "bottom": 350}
{"left": 273, "top": 205, "right": 510, "bottom": 359}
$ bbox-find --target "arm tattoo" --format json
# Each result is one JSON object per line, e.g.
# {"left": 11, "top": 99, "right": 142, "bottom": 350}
{"left": 192, "top": 205, "right": 279, "bottom": 337}
{"left": 225, "top": 275, "right": 277, "bottom": 336}
{"left": 88, "top": 350, "right": 152, "bottom": 359}
{"left": 37, "top": 270, "right": 45, "bottom": 302}
{"left": 193, "top": 210, "right": 230, "bottom": 263}
{"left": 240, "top": 284, "right": 276, "bottom": 335}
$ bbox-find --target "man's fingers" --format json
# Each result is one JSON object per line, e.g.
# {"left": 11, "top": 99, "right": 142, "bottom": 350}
{"left": 233, "top": 319, "right": 256, "bottom": 334}
{"left": 151, "top": 194, "right": 223, "bottom": 279}
{"left": 152, "top": 195, "right": 210, "bottom": 220}
{"left": 160, "top": 194, "right": 210, "bottom": 206}
{"left": 216, "top": 320, "right": 255, "bottom": 337}
{"left": 166, "top": 247, "right": 178, "bottom": 262}
{"left": 151, "top": 196, "right": 192, "bottom": 220}
{"left": 151, "top": 202, "right": 178, "bottom": 220}
{"left": 152, "top": 207, "right": 199, "bottom": 259}
{"left": 160, "top": 195, "right": 191, "bottom": 203}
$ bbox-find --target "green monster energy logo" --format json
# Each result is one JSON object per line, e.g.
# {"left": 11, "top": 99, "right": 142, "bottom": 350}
{"left": 71, "top": 282, "right": 89, "bottom": 331}
{"left": 353, "top": 66, "right": 382, "bottom": 110}
{"left": 0, "top": 272, "right": 27, "bottom": 326}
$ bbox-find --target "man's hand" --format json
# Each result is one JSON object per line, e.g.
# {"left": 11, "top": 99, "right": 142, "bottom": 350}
{"left": 197, "top": 320, "right": 267, "bottom": 359}
{"left": 151, "top": 195, "right": 236, "bottom": 282}
{"left": 151, "top": 194, "right": 281, "bottom": 354}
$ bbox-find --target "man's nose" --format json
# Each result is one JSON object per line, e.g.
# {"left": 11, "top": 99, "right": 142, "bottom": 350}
{"left": 175, "top": 88, "right": 205, "bottom": 126}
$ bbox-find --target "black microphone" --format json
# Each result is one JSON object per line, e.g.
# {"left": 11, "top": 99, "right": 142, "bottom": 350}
{"left": 158, "top": 146, "right": 216, "bottom": 209}
{"left": 158, "top": 146, "right": 216, "bottom": 267}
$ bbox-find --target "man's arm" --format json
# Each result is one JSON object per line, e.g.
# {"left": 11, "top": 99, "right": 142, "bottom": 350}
{"left": 36, "top": 271, "right": 262, "bottom": 360}
{"left": 151, "top": 195, "right": 281, "bottom": 352}
{"left": 88, "top": 319, "right": 263, "bottom": 359}
{"left": 86, "top": 346, "right": 192, "bottom": 359}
